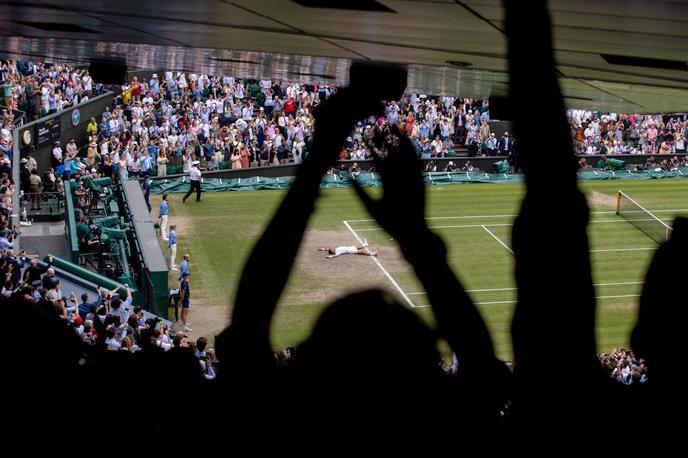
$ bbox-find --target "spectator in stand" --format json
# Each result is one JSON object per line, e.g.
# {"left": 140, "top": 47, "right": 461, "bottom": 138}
{"left": 498, "top": 131, "right": 514, "bottom": 156}
{"left": 157, "top": 149, "right": 168, "bottom": 177}
{"left": 51, "top": 141, "right": 62, "bottom": 170}
{"left": 28, "top": 169, "right": 42, "bottom": 210}
{"left": 230, "top": 147, "right": 242, "bottom": 169}
{"left": 349, "top": 162, "right": 361, "bottom": 178}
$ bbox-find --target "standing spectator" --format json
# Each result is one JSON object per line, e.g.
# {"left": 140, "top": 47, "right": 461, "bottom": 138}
{"left": 78, "top": 289, "right": 102, "bottom": 320}
{"left": 230, "top": 147, "right": 242, "bottom": 169}
{"left": 676, "top": 134, "right": 686, "bottom": 155}
{"left": 169, "top": 224, "right": 178, "bottom": 271}
{"left": 139, "top": 151, "right": 152, "bottom": 177}
{"left": 240, "top": 144, "right": 250, "bottom": 169}
{"left": 159, "top": 193, "right": 169, "bottom": 240}
{"left": 86, "top": 117, "right": 98, "bottom": 138}
{"left": 182, "top": 161, "right": 202, "bottom": 203}
{"left": 51, "top": 141, "right": 62, "bottom": 170}
{"left": 498, "top": 131, "right": 514, "bottom": 156}
{"left": 3, "top": 78, "right": 13, "bottom": 108}
{"left": 131, "top": 76, "right": 141, "bottom": 102}
{"left": 157, "top": 150, "right": 168, "bottom": 176}
{"left": 28, "top": 169, "right": 42, "bottom": 210}
{"left": 65, "top": 138, "right": 78, "bottom": 160}
{"left": 179, "top": 272, "right": 192, "bottom": 332}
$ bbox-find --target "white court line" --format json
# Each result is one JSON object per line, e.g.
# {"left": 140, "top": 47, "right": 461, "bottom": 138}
{"left": 406, "top": 280, "right": 644, "bottom": 295}
{"left": 353, "top": 219, "right": 672, "bottom": 232}
{"left": 413, "top": 293, "right": 642, "bottom": 307}
{"left": 590, "top": 247, "right": 656, "bottom": 253}
{"left": 345, "top": 208, "right": 688, "bottom": 223}
{"left": 342, "top": 220, "right": 417, "bottom": 309}
{"left": 355, "top": 223, "right": 512, "bottom": 232}
{"left": 481, "top": 225, "right": 515, "bottom": 255}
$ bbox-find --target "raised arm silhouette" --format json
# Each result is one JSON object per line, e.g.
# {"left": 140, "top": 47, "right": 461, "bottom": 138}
{"left": 6, "top": 0, "right": 687, "bottom": 447}
{"left": 503, "top": 0, "right": 605, "bottom": 429}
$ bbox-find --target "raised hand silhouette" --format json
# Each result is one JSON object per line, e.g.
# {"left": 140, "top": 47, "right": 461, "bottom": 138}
{"left": 352, "top": 125, "right": 511, "bottom": 420}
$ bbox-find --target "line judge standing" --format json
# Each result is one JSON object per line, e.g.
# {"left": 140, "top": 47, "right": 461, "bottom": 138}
{"left": 182, "top": 160, "right": 202, "bottom": 203}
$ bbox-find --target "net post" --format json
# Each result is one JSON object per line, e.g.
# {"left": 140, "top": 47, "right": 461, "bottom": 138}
{"left": 616, "top": 191, "right": 622, "bottom": 216}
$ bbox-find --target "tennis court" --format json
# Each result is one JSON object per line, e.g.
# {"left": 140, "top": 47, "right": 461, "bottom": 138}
{"left": 344, "top": 207, "right": 678, "bottom": 309}
{"left": 337, "top": 184, "right": 688, "bottom": 357}
{"left": 162, "top": 179, "right": 688, "bottom": 358}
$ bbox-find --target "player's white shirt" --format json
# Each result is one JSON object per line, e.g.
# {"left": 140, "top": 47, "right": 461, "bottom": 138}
{"left": 335, "top": 246, "right": 358, "bottom": 255}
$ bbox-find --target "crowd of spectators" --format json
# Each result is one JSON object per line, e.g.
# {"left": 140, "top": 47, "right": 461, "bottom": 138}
{"left": 599, "top": 348, "right": 647, "bottom": 385}
{"left": 8, "top": 61, "right": 505, "bottom": 185}
{"left": 5, "top": 260, "right": 219, "bottom": 378}
{"left": 2, "top": 59, "right": 101, "bottom": 121}
{"left": 569, "top": 110, "right": 688, "bottom": 156}
{"left": 0, "top": 115, "right": 19, "bottom": 295}
{"left": 5, "top": 58, "right": 688, "bottom": 189}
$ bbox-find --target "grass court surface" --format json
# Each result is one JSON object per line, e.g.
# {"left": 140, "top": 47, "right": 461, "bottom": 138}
{"left": 155, "top": 179, "right": 688, "bottom": 360}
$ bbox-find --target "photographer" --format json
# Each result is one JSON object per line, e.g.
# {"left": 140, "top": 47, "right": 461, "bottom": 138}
{"left": 80, "top": 223, "right": 100, "bottom": 252}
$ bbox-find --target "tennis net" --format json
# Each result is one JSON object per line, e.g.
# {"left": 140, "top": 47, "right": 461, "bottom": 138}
{"left": 616, "top": 191, "right": 673, "bottom": 244}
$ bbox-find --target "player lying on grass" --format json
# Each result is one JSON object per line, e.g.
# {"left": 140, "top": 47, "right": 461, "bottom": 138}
{"left": 319, "top": 239, "right": 378, "bottom": 258}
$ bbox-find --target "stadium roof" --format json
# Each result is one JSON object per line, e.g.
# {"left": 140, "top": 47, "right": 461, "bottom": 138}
{"left": 1, "top": 0, "right": 687, "bottom": 113}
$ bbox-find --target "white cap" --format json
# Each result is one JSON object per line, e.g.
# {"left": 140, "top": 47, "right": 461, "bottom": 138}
{"left": 152, "top": 74, "right": 158, "bottom": 78}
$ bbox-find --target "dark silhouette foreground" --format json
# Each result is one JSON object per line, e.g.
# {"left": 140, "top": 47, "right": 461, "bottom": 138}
{"left": 6, "top": 0, "right": 686, "bottom": 447}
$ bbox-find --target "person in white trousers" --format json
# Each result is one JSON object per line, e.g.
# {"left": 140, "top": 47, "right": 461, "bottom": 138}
{"left": 159, "top": 193, "right": 169, "bottom": 240}
{"left": 169, "top": 225, "right": 178, "bottom": 270}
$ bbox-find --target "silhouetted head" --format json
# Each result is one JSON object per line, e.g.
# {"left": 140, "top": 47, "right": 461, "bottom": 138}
{"left": 293, "top": 289, "right": 441, "bottom": 385}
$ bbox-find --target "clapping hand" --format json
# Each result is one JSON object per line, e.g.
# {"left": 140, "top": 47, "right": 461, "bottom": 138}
{"left": 351, "top": 125, "right": 427, "bottom": 244}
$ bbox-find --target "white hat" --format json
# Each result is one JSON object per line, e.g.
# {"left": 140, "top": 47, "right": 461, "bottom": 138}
{"left": 192, "top": 160, "right": 200, "bottom": 165}
{"left": 152, "top": 74, "right": 158, "bottom": 78}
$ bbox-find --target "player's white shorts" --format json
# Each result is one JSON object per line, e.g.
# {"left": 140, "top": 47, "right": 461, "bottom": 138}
{"left": 335, "top": 246, "right": 358, "bottom": 255}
